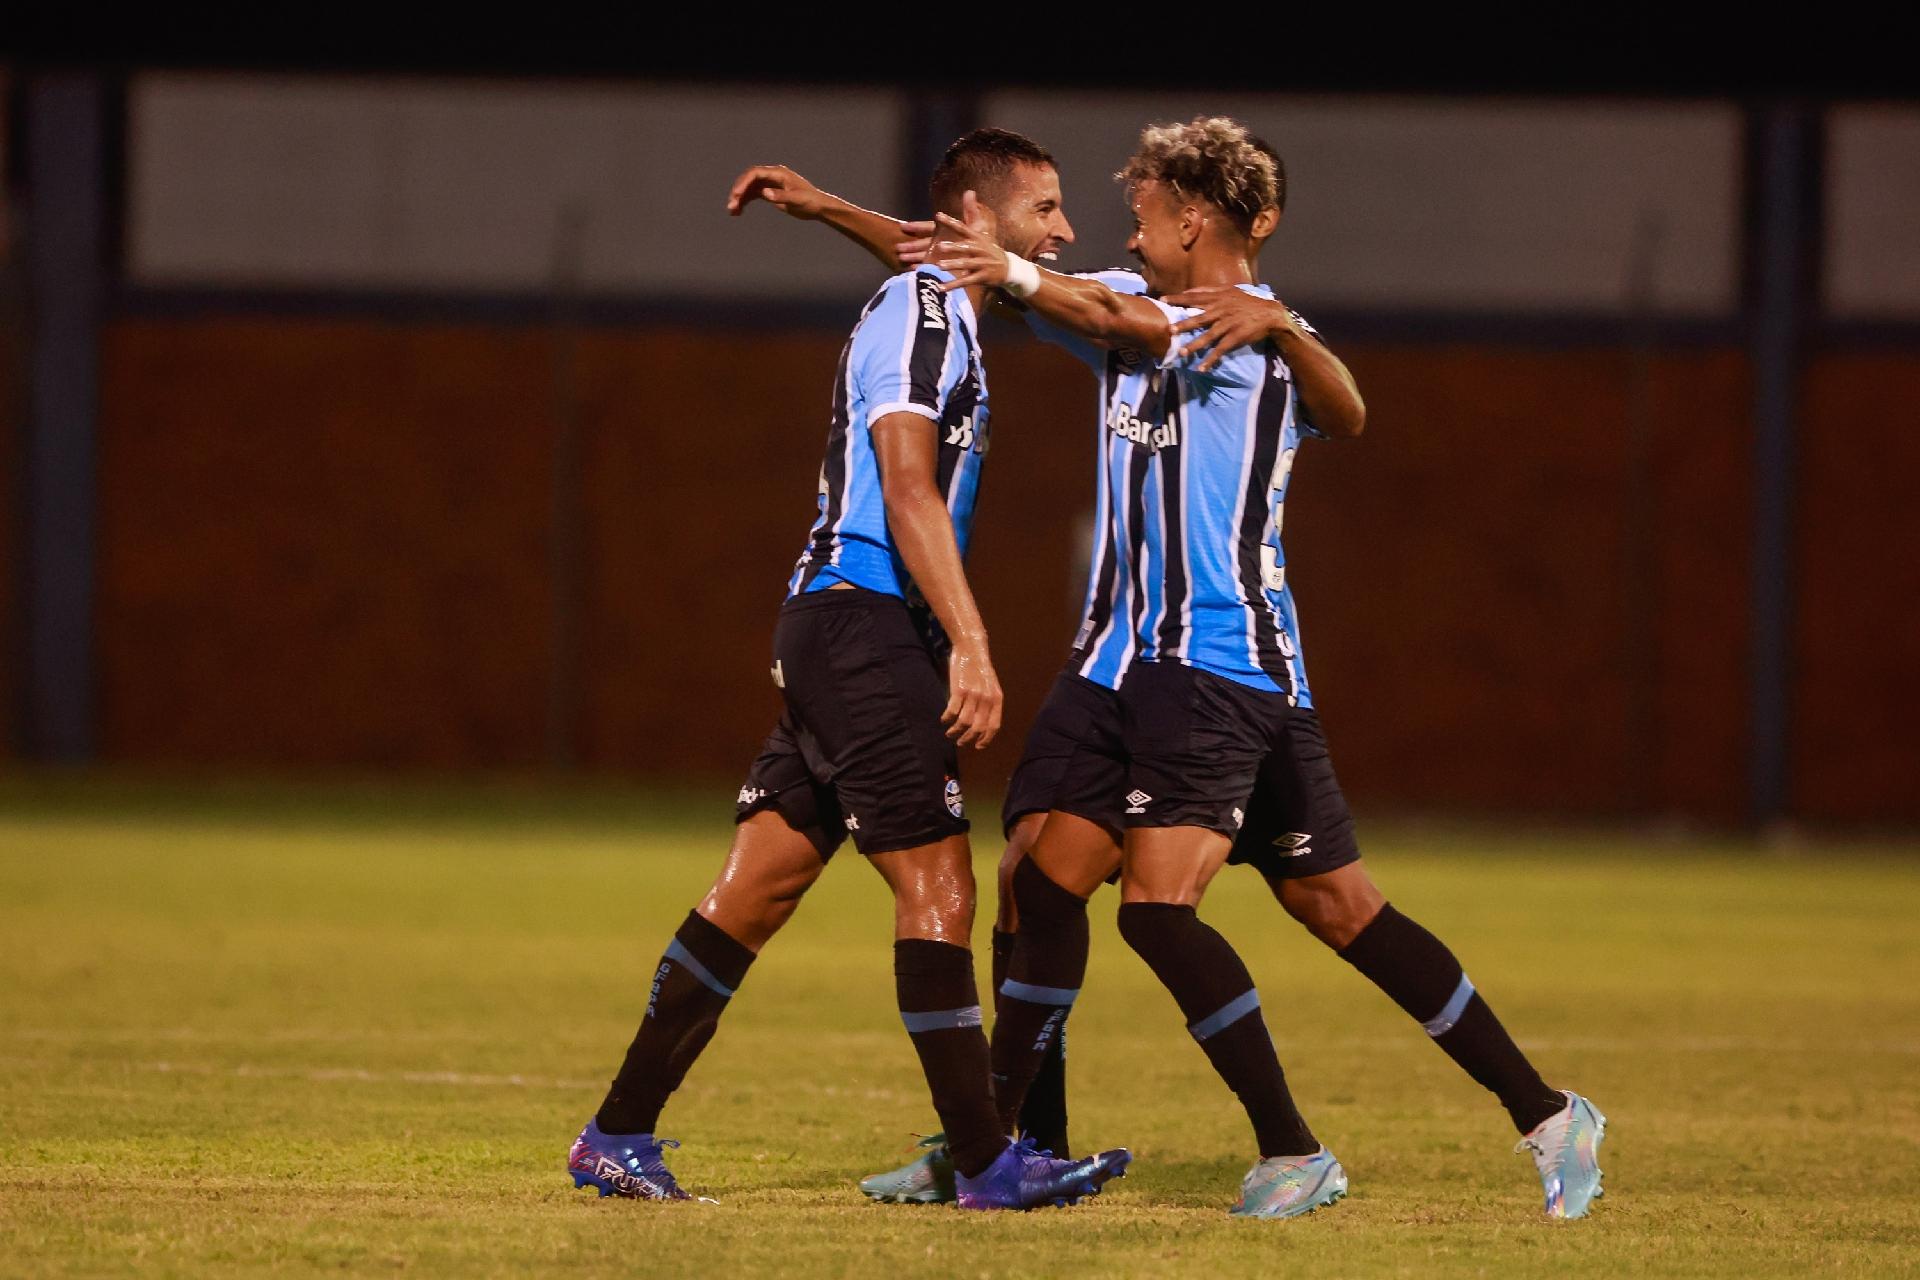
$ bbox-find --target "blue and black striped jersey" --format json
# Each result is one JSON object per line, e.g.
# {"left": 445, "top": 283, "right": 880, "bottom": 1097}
{"left": 1028, "top": 275, "right": 1320, "bottom": 704}
{"left": 788, "top": 266, "right": 990, "bottom": 606}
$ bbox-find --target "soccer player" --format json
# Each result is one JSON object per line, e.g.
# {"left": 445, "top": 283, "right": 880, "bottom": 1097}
{"left": 924, "top": 116, "right": 1607, "bottom": 1219}
{"left": 565, "top": 128, "right": 1130, "bottom": 1210}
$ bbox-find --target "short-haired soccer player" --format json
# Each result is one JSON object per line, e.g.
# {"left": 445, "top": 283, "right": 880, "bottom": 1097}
{"left": 565, "top": 129, "right": 1129, "bottom": 1209}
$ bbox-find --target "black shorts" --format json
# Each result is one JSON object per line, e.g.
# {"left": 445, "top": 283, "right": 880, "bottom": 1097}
{"left": 1119, "top": 660, "right": 1359, "bottom": 880}
{"left": 735, "top": 588, "right": 969, "bottom": 859}
{"left": 1001, "top": 670, "right": 1130, "bottom": 838}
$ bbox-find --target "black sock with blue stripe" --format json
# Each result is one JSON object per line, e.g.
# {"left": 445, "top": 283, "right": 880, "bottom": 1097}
{"left": 596, "top": 910, "right": 757, "bottom": 1136}
{"left": 895, "top": 938, "right": 1008, "bottom": 1179}
{"left": 1338, "top": 903, "right": 1563, "bottom": 1133}
{"left": 990, "top": 859, "right": 1088, "bottom": 1139}
{"left": 1117, "top": 902, "right": 1316, "bottom": 1158}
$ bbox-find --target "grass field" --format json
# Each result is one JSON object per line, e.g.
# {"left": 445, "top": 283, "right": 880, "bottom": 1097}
{"left": 3, "top": 777, "right": 1918, "bottom": 1277}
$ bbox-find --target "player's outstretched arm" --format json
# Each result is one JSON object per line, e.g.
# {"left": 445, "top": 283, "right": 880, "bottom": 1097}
{"left": 726, "top": 164, "right": 926, "bottom": 274}
{"left": 929, "top": 202, "right": 1173, "bottom": 357}
{"left": 1165, "top": 286, "right": 1367, "bottom": 437}
{"left": 871, "top": 412, "right": 1003, "bottom": 750}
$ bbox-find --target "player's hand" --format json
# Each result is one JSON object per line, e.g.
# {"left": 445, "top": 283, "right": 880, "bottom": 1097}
{"left": 1164, "top": 285, "right": 1295, "bottom": 373}
{"left": 930, "top": 191, "right": 1009, "bottom": 292}
{"left": 943, "top": 639, "right": 1003, "bottom": 749}
{"left": 726, "top": 165, "right": 827, "bottom": 220}
{"left": 895, "top": 220, "right": 937, "bottom": 264}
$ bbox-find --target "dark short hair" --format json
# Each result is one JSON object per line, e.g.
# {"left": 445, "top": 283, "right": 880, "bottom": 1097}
{"left": 930, "top": 127, "right": 1055, "bottom": 214}
{"left": 1247, "top": 134, "right": 1288, "bottom": 213}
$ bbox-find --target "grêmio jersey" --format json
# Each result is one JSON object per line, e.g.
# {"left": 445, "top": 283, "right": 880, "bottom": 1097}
{"left": 787, "top": 266, "right": 990, "bottom": 608}
{"left": 1027, "top": 272, "right": 1321, "bottom": 705}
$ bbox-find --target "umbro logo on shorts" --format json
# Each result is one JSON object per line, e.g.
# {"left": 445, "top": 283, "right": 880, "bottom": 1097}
{"left": 1125, "top": 789, "right": 1153, "bottom": 814}
{"left": 844, "top": 815, "right": 861, "bottom": 832}
{"left": 737, "top": 786, "right": 766, "bottom": 807}
{"left": 1232, "top": 807, "right": 1245, "bottom": 828}
{"left": 1273, "top": 832, "right": 1313, "bottom": 857}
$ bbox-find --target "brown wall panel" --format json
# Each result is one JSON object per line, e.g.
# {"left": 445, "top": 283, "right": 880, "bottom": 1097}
{"left": 97, "top": 317, "right": 1765, "bottom": 820}
{"left": 1796, "top": 354, "right": 1920, "bottom": 821}
{"left": 97, "top": 320, "right": 558, "bottom": 768}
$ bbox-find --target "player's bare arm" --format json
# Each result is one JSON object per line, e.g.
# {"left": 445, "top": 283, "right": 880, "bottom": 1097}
{"left": 870, "top": 412, "right": 1004, "bottom": 750}
{"left": 727, "top": 164, "right": 926, "bottom": 273}
{"left": 932, "top": 208, "right": 1173, "bottom": 356}
{"left": 1165, "top": 286, "right": 1367, "bottom": 436}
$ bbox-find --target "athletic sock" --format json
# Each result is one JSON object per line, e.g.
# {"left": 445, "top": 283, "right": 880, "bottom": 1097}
{"left": 1117, "top": 902, "right": 1316, "bottom": 1157}
{"left": 1337, "top": 903, "right": 1565, "bottom": 1133}
{"left": 1018, "top": 1028, "right": 1070, "bottom": 1157}
{"left": 990, "top": 927, "right": 1015, "bottom": 1010}
{"left": 990, "top": 859, "right": 1088, "bottom": 1139}
{"left": 596, "top": 910, "right": 756, "bottom": 1135}
{"left": 895, "top": 938, "right": 1009, "bottom": 1178}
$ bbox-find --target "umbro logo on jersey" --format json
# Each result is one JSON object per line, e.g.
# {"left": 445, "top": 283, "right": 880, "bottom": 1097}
{"left": 1273, "top": 832, "right": 1313, "bottom": 856}
{"left": 1125, "top": 789, "right": 1153, "bottom": 814}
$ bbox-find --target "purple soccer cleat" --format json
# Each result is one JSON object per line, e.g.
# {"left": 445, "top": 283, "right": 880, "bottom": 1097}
{"left": 954, "top": 1138, "right": 1131, "bottom": 1211}
{"left": 567, "top": 1118, "right": 693, "bottom": 1200}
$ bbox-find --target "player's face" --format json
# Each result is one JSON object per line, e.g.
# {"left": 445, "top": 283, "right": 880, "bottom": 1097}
{"left": 1124, "top": 179, "right": 1187, "bottom": 292}
{"left": 992, "top": 163, "right": 1075, "bottom": 264}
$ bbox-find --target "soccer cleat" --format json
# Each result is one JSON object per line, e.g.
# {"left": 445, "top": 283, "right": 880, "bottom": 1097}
{"left": 567, "top": 1118, "right": 693, "bottom": 1200}
{"left": 859, "top": 1133, "right": 956, "bottom": 1204}
{"left": 1229, "top": 1147, "right": 1349, "bottom": 1219}
{"left": 954, "top": 1138, "right": 1131, "bottom": 1211}
{"left": 1515, "top": 1090, "right": 1607, "bottom": 1219}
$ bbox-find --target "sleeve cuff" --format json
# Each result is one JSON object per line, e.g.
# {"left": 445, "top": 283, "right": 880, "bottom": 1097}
{"left": 869, "top": 401, "right": 942, "bottom": 423}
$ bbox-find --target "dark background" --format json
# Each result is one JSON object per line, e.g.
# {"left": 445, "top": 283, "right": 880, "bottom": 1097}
{"left": 4, "top": 63, "right": 1916, "bottom": 829}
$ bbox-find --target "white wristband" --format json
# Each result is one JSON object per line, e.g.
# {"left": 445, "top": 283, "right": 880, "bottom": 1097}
{"left": 1002, "top": 254, "right": 1041, "bottom": 299}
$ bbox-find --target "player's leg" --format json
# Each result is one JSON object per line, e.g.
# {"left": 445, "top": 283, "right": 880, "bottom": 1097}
{"left": 991, "top": 812, "right": 1075, "bottom": 1154}
{"left": 1245, "top": 710, "right": 1604, "bottom": 1216}
{"left": 570, "top": 730, "right": 839, "bottom": 1199}
{"left": 866, "top": 833, "right": 1005, "bottom": 1179}
{"left": 989, "top": 810, "right": 1122, "bottom": 1139}
{"left": 1115, "top": 661, "right": 1344, "bottom": 1219}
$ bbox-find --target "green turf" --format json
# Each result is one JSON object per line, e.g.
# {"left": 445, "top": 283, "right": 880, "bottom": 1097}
{"left": 2, "top": 778, "right": 1917, "bottom": 1277}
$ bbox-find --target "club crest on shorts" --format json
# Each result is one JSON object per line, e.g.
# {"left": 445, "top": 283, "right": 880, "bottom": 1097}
{"left": 944, "top": 776, "right": 965, "bottom": 818}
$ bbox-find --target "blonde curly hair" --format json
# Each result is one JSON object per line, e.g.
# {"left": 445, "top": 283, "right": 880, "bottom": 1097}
{"left": 1117, "top": 116, "right": 1278, "bottom": 234}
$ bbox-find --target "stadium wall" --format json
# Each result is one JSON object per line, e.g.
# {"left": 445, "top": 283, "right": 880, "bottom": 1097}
{"left": 97, "top": 316, "right": 1915, "bottom": 824}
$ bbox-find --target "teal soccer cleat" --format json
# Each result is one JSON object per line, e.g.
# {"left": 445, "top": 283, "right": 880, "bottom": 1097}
{"left": 1228, "top": 1147, "right": 1348, "bottom": 1219}
{"left": 1515, "top": 1090, "right": 1608, "bottom": 1219}
{"left": 859, "top": 1134, "right": 955, "bottom": 1204}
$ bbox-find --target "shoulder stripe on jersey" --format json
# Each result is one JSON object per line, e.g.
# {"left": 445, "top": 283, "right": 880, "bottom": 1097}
{"left": 908, "top": 272, "right": 955, "bottom": 412}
